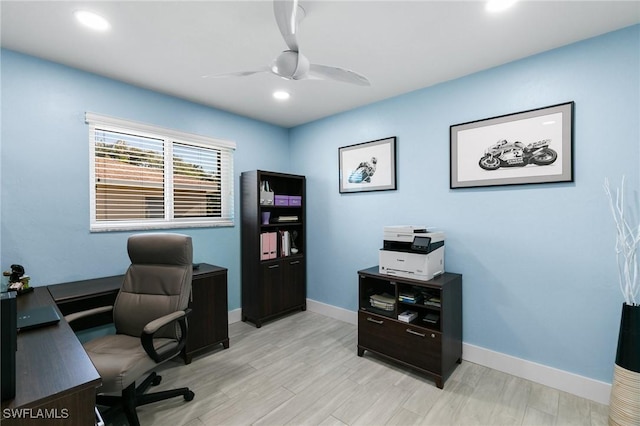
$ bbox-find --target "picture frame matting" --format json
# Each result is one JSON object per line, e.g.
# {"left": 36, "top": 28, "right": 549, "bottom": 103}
{"left": 450, "top": 102, "right": 574, "bottom": 189}
{"left": 339, "top": 137, "right": 397, "bottom": 193}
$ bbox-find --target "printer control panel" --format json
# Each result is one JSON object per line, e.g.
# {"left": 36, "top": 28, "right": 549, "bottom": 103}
{"left": 410, "top": 236, "right": 431, "bottom": 253}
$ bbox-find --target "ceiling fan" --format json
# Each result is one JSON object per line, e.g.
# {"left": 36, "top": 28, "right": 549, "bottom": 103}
{"left": 203, "top": 0, "right": 370, "bottom": 86}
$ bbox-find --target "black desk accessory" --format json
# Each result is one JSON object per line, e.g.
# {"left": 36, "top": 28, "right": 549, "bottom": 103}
{"left": 17, "top": 305, "right": 61, "bottom": 332}
{"left": 1, "top": 292, "right": 17, "bottom": 401}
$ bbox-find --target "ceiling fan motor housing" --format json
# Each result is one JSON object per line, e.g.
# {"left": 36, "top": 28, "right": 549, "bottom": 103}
{"left": 271, "top": 50, "right": 310, "bottom": 79}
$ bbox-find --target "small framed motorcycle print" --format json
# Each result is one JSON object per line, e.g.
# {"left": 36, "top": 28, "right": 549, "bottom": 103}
{"left": 450, "top": 102, "right": 574, "bottom": 189}
{"left": 339, "top": 137, "right": 397, "bottom": 193}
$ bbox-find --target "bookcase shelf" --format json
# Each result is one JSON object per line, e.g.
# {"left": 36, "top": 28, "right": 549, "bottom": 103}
{"left": 357, "top": 266, "right": 462, "bottom": 389}
{"left": 261, "top": 222, "right": 303, "bottom": 229}
{"left": 241, "top": 170, "right": 306, "bottom": 328}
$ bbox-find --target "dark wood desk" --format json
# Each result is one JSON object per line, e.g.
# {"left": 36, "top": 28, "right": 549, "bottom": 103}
{"left": 0, "top": 288, "right": 101, "bottom": 425}
{"left": 48, "top": 275, "right": 122, "bottom": 332}
{"left": 47, "top": 263, "right": 230, "bottom": 363}
{"left": 183, "top": 264, "right": 230, "bottom": 363}
{"left": 1, "top": 264, "right": 228, "bottom": 424}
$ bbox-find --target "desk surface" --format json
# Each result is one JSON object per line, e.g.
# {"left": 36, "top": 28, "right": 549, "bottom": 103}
{"left": 1, "top": 288, "right": 101, "bottom": 416}
{"left": 2, "top": 263, "right": 227, "bottom": 421}
{"left": 48, "top": 274, "right": 122, "bottom": 304}
{"left": 47, "top": 263, "right": 227, "bottom": 304}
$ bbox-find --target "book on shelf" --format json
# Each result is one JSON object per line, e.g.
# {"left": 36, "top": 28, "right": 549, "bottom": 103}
{"left": 421, "top": 292, "right": 441, "bottom": 307}
{"left": 274, "top": 215, "right": 299, "bottom": 223}
{"left": 423, "top": 313, "right": 439, "bottom": 324}
{"left": 279, "top": 230, "right": 291, "bottom": 257}
{"left": 260, "top": 232, "right": 278, "bottom": 260}
{"left": 398, "top": 310, "right": 418, "bottom": 323}
{"left": 398, "top": 290, "right": 424, "bottom": 304}
{"left": 260, "top": 230, "right": 298, "bottom": 259}
{"left": 260, "top": 233, "right": 269, "bottom": 260}
{"left": 425, "top": 297, "right": 441, "bottom": 307}
{"left": 370, "top": 293, "right": 395, "bottom": 311}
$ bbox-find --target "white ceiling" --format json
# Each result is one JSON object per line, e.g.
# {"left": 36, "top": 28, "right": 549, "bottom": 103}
{"left": 2, "top": 1, "right": 639, "bottom": 128}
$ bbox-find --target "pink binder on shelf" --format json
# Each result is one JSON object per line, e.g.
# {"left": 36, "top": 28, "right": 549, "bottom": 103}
{"left": 268, "top": 232, "right": 277, "bottom": 259}
{"left": 260, "top": 233, "right": 269, "bottom": 260}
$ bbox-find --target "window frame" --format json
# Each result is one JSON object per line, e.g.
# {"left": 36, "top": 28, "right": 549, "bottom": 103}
{"left": 86, "top": 112, "right": 235, "bottom": 232}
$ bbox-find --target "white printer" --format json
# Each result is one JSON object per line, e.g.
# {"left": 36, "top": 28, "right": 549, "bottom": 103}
{"left": 379, "top": 226, "right": 444, "bottom": 281}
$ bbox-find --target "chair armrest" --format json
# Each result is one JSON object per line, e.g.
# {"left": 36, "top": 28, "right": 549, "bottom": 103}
{"left": 143, "top": 311, "right": 186, "bottom": 335}
{"left": 65, "top": 305, "right": 113, "bottom": 324}
{"left": 141, "top": 308, "right": 192, "bottom": 363}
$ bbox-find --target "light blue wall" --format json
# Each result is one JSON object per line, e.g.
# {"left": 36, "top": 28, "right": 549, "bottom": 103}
{"left": 289, "top": 25, "right": 640, "bottom": 383}
{"left": 2, "top": 25, "right": 638, "bottom": 385}
{"left": 0, "top": 49, "right": 290, "bottom": 311}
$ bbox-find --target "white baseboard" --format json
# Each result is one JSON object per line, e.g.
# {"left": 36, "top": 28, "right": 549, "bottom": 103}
{"left": 306, "top": 298, "right": 358, "bottom": 324}
{"left": 462, "top": 342, "right": 611, "bottom": 405}
{"left": 226, "top": 301, "right": 354, "bottom": 325}
{"left": 304, "top": 298, "right": 611, "bottom": 405}
{"left": 228, "top": 307, "right": 242, "bottom": 324}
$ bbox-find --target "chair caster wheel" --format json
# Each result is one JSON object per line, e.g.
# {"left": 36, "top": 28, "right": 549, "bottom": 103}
{"left": 184, "top": 391, "right": 195, "bottom": 401}
{"left": 151, "top": 376, "right": 162, "bottom": 386}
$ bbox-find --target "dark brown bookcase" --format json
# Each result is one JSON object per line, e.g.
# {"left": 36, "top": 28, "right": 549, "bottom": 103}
{"left": 241, "top": 170, "right": 306, "bottom": 327}
{"left": 357, "top": 266, "right": 462, "bottom": 388}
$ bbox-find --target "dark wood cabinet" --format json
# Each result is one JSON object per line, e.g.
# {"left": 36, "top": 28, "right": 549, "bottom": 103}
{"left": 261, "top": 259, "right": 283, "bottom": 317}
{"left": 48, "top": 263, "right": 229, "bottom": 364}
{"left": 282, "top": 256, "right": 305, "bottom": 311}
{"left": 241, "top": 170, "right": 306, "bottom": 327}
{"left": 183, "top": 264, "right": 229, "bottom": 363}
{"left": 1, "top": 288, "right": 101, "bottom": 426}
{"left": 357, "top": 266, "right": 462, "bottom": 389}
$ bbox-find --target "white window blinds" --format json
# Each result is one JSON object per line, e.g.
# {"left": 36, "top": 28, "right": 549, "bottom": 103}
{"left": 86, "top": 113, "right": 235, "bottom": 232}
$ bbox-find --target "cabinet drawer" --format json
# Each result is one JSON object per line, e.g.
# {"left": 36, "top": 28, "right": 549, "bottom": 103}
{"left": 358, "top": 311, "right": 442, "bottom": 373}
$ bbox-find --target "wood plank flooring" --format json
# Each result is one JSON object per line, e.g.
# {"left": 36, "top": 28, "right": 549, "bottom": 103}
{"left": 103, "top": 311, "right": 609, "bottom": 426}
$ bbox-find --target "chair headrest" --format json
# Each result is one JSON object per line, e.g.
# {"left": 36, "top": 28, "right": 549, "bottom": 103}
{"left": 127, "top": 233, "right": 193, "bottom": 266}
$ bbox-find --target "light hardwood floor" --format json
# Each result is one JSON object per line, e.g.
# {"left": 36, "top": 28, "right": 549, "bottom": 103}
{"left": 104, "top": 311, "right": 609, "bottom": 426}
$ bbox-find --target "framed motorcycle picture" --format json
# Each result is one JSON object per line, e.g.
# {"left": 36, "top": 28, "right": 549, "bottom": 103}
{"left": 339, "top": 137, "right": 397, "bottom": 193}
{"left": 450, "top": 102, "right": 574, "bottom": 189}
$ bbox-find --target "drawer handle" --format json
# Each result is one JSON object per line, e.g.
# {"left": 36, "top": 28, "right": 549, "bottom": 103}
{"left": 367, "top": 317, "right": 384, "bottom": 325}
{"left": 406, "top": 329, "right": 426, "bottom": 338}
{"left": 268, "top": 264, "right": 280, "bottom": 269}
{"left": 289, "top": 260, "right": 300, "bottom": 265}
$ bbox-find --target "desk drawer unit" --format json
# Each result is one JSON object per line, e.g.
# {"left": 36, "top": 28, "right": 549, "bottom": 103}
{"left": 358, "top": 311, "right": 442, "bottom": 374}
{"left": 356, "top": 267, "right": 462, "bottom": 389}
{"left": 184, "top": 264, "right": 229, "bottom": 363}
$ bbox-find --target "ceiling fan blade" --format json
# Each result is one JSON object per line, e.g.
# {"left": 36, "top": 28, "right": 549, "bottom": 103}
{"left": 274, "top": 0, "right": 300, "bottom": 52}
{"left": 202, "top": 67, "right": 270, "bottom": 79}
{"left": 308, "top": 64, "right": 371, "bottom": 86}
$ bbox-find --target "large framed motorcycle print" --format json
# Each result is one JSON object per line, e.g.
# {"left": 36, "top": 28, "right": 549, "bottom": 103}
{"left": 450, "top": 102, "right": 574, "bottom": 189}
{"left": 339, "top": 137, "right": 397, "bottom": 193}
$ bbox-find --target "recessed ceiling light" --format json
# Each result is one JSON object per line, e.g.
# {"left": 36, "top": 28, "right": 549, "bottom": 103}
{"left": 74, "top": 10, "right": 110, "bottom": 31}
{"left": 273, "top": 91, "right": 291, "bottom": 100}
{"left": 486, "top": 0, "right": 518, "bottom": 13}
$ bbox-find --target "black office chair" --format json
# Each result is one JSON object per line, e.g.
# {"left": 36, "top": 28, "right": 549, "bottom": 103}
{"left": 66, "top": 233, "right": 195, "bottom": 426}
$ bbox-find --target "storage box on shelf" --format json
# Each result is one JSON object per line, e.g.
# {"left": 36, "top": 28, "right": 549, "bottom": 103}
{"left": 357, "top": 266, "right": 462, "bottom": 389}
{"left": 241, "top": 170, "right": 306, "bottom": 328}
{"left": 271, "top": 194, "right": 302, "bottom": 207}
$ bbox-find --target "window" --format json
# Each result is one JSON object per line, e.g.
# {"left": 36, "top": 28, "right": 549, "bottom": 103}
{"left": 86, "top": 113, "right": 235, "bottom": 232}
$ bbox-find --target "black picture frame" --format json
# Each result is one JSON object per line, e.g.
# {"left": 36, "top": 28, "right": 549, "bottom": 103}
{"left": 450, "top": 102, "right": 574, "bottom": 189}
{"left": 339, "top": 137, "right": 397, "bottom": 193}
